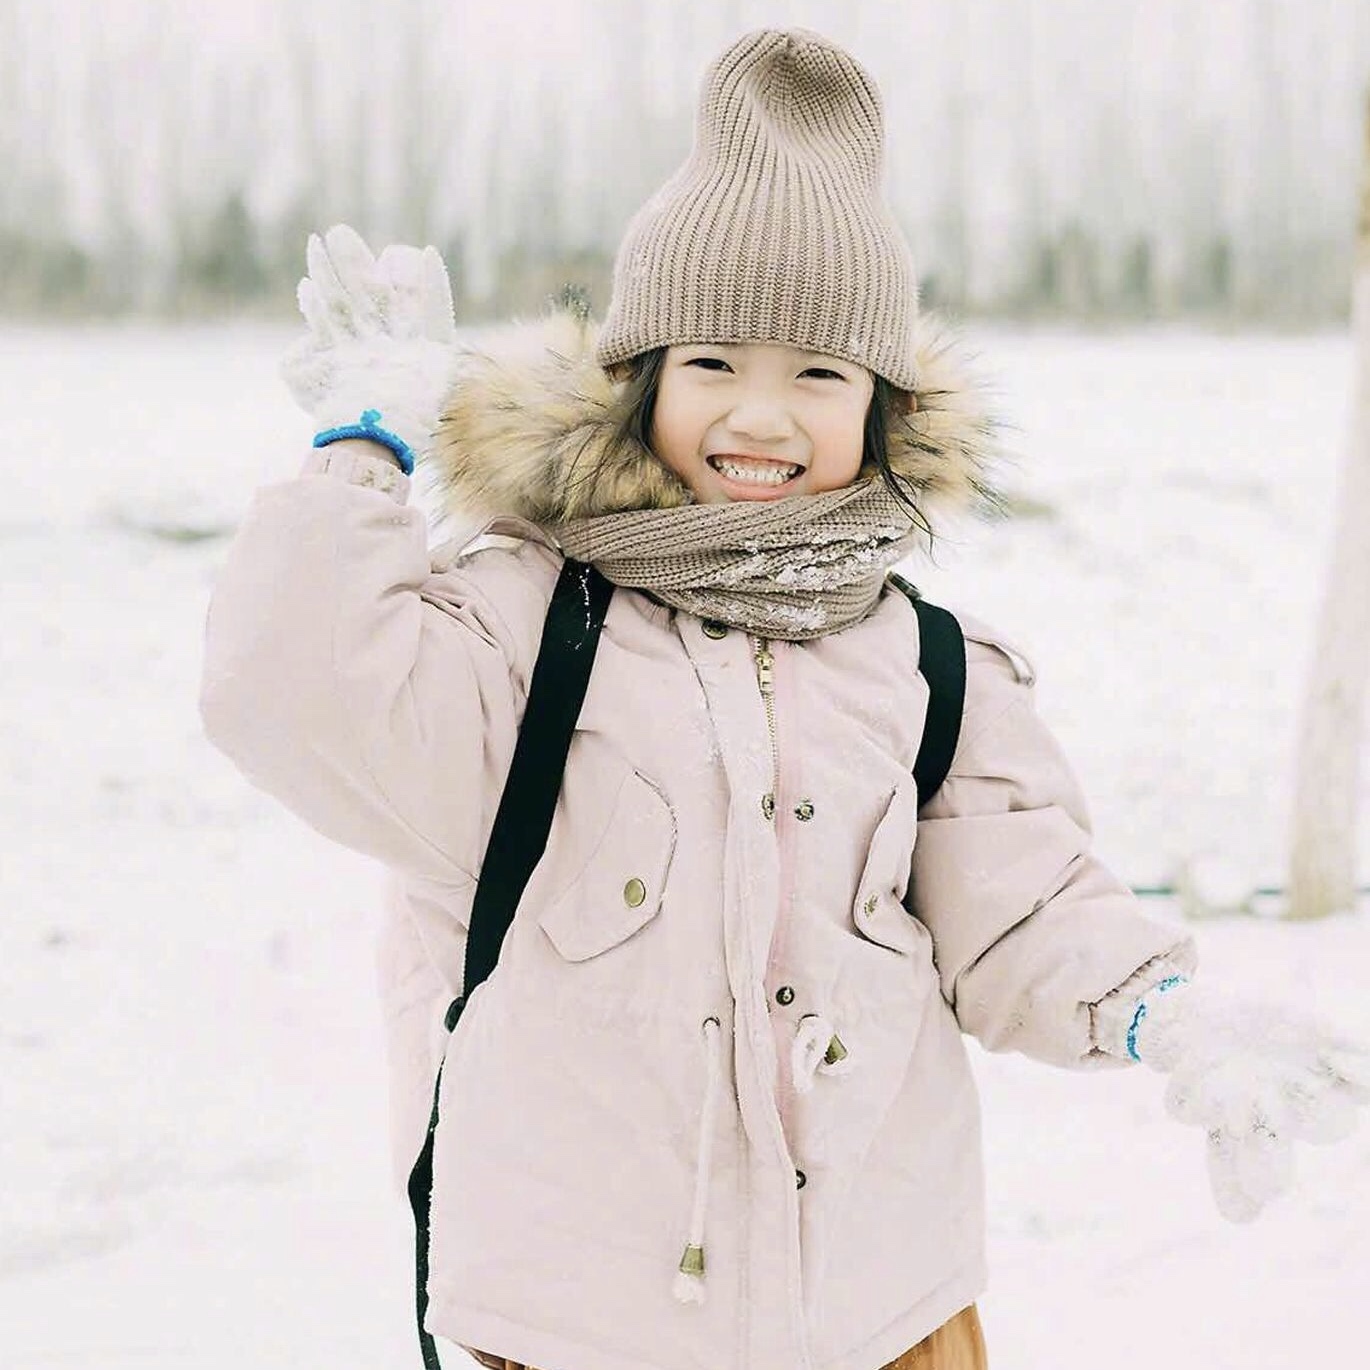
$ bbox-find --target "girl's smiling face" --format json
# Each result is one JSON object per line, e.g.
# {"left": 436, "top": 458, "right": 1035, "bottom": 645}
{"left": 649, "top": 342, "right": 876, "bottom": 503}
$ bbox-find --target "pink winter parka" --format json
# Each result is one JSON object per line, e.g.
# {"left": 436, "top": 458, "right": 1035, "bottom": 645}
{"left": 199, "top": 307, "right": 1197, "bottom": 1370}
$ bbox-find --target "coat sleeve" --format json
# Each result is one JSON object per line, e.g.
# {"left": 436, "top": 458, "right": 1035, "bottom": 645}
{"left": 908, "top": 619, "right": 1198, "bottom": 1068}
{"left": 198, "top": 441, "right": 557, "bottom": 886}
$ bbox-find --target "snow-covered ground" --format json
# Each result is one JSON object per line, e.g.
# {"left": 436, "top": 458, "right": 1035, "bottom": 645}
{"left": 2, "top": 320, "right": 1367, "bottom": 1369}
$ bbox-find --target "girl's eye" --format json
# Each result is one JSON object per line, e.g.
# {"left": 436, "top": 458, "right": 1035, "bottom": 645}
{"left": 685, "top": 358, "right": 845, "bottom": 380}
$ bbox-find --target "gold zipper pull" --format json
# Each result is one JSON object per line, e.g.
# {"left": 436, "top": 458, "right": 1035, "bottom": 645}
{"left": 752, "top": 639, "right": 775, "bottom": 695}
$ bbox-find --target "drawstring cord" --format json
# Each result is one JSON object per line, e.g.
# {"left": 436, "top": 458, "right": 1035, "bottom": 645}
{"left": 674, "top": 1016, "right": 724, "bottom": 1305}
{"left": 673, "top": 1012, "right": 853, "bottom": 1305}
{"left": 791, "top": 1013, "right": 853, "bottom": 1095}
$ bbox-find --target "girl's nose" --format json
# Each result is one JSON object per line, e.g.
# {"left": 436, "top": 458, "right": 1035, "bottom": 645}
{"left": 725, "top": 398, "right": 796, "bottom": 443}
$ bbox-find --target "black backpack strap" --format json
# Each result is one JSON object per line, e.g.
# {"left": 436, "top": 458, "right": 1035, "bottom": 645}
{"left": 461, "top": 558, "right": 615, "bottom": 994}
{"left": 886, "top": 571, "right": 967, "bottom": 807}
{"left": 408, "top": 555, "right": 614, "bottom": 1370}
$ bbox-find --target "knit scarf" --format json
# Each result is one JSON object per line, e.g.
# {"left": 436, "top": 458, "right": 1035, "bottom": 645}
{"left": 551, "top": 477, "right": 926, "bottom": 641}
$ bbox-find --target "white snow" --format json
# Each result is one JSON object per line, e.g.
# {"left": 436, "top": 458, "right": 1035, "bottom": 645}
{"left": 2, "top": 320, "right": 1367, "bottom": 1368}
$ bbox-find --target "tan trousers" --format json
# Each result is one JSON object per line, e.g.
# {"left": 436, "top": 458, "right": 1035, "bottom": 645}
{"left": 462, "top": 1302, "right": 988, "bottom": 1370}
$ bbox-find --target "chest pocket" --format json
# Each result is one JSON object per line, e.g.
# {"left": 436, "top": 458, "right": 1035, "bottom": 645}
{"left": 537, "top": 758, "right": 678, "bottom": 962}
{"left": 852, "top": 773, "right": 929, "bottom": 957}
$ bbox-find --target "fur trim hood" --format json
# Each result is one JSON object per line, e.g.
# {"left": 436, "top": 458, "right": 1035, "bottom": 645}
{"left": 429, "top": 302, "right": 1006, "bottom": 534}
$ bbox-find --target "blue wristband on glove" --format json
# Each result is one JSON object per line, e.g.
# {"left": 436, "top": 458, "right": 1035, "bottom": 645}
{"left": 313, "top": 408, "right": 416, "bottom": 477}
{"left": 1125, "top": 974, "right": 1190, "bottom": 1062}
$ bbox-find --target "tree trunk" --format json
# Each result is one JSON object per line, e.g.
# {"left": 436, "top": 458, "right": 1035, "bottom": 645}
{"left": 1286, "top": 90, "right": 1370, "bottom": 919}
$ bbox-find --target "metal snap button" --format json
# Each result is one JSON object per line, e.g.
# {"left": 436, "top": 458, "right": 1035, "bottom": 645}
{"left": 702, "top": 620, "right": 728, "bottom": 639}
{"left": 761, "top": 793, "right": 776, "bottom": 821}
{"left": 623, "top": 877, "right": 647, "bottom": 908}
{"left": 775, "top": 985, "right": 795, "bottom": 1006}
{"left": 794, "top": 800, "right": 815, "bottom": 821}
{"left": 795, "top": 1169, "right": 807, "bottom": 1189}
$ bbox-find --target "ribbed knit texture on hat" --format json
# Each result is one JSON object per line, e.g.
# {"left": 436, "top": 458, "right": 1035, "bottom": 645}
{"left": 595, "top": 28, "right": 921, "bottom": 389}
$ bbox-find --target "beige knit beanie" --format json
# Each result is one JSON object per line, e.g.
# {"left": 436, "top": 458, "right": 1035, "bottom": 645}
{"left": 595, "top": 27, "right": 921, "bottom": 390}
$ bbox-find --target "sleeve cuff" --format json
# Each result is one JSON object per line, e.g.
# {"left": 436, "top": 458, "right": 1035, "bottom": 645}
{"left": 302, "top": 442, "right": 411, "bottom": 504}
{"left": 1090, "top": 953, "right": 1195, "bottom": 1061}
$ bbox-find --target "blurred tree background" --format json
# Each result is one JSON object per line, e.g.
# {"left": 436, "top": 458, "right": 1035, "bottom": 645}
{"left": 4, "top": 0, "right": 1368, "bottom": 323}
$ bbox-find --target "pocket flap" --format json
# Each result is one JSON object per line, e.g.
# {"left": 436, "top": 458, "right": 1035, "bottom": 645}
{"left": 539, "top": 768, "right": 677, "bottom": 962}
{"left": 852, "top": 774, "right": 926, "bottom": 955}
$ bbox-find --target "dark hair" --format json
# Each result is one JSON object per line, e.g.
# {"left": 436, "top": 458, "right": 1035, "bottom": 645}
{"left": 610, "top": 348, "right": 930, "bottom": 535}
{"left": 865, "top": 372, "right": 931, "bottom": 534}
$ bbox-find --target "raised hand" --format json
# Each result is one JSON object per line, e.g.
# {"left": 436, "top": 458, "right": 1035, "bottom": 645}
{"left": 280, "top": 223, "right": 460, "bottom": 469}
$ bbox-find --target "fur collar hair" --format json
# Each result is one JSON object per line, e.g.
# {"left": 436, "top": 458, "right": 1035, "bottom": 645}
{"left": 428, "top": 303, "right": 1005, "bottom": 534}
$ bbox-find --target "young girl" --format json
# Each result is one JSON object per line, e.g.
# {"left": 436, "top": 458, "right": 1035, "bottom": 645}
{"left": 200, "top": 27, "right": 1369, "bottom": 1370}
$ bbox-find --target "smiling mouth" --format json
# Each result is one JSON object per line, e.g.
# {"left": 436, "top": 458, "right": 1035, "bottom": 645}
{"left": 707, "top": 455, "right": 805, "bottom": 487}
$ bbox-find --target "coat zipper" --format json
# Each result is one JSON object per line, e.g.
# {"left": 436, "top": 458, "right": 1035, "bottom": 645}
{"left": 751, "top": 636, "right": 780, "bottom": 821}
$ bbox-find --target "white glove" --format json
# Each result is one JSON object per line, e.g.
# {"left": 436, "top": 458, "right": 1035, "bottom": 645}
{"left": 280, "top": 223, "right": 459, "bottom": 466}
{"left": 1131, "top": 979, "right": 1370, "bottom": 1222}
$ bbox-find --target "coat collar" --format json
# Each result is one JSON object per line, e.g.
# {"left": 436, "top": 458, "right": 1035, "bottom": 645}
{"left": 428, "top": 304, "right": 1005, "bottom": 535}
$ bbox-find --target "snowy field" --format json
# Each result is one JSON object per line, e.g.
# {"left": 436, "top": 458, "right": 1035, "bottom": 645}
{"left": 2, "top": 319, "right": 1368, "bottom": 1369}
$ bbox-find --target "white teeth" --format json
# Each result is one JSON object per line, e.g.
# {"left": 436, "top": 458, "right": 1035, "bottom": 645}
{"left": 713, "top": 459, "right": 800, "bottom": 485}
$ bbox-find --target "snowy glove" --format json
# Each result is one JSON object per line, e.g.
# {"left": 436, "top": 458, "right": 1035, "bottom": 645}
{"left": 1129, "top": 979, "right": 1370, "bottom": 1222}
{"left": 280, "top": 223, "right": 459, "bottom": 470}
